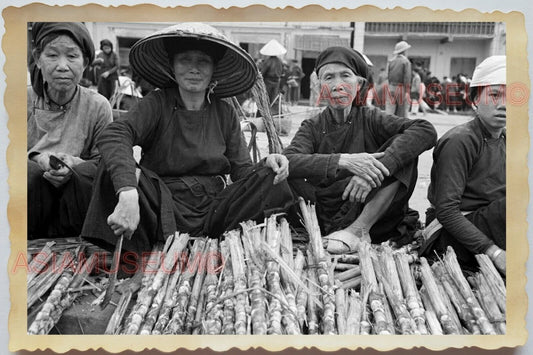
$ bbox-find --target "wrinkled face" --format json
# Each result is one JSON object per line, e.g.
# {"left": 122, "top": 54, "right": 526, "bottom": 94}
{"left": 476, "top": 84, "right": 506, "bottom": 136}
{"left": 36, "top": 34, "right": 85, "bottom": 95}
{"left": 172, "top": 50, "right": 214, "bottom": 95}
{"left": 318, "top": 63, "right": 362, "bottom": 110}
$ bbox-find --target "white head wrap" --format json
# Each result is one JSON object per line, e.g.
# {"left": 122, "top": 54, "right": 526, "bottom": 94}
{"left": 470, "top": 55, "right": 506, "bottom": 87}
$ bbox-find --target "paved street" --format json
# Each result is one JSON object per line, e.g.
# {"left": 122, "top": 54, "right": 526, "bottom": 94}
{"left": 247, "top": 105, "right": 472, "bottom": 223}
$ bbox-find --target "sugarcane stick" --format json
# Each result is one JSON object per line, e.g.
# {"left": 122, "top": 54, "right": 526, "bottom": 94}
{"left": 306, "top": 251, "right": 320, "bottom": 335}
{"left": 368, "top": 290, "right": 391, "bottom": 335}
{"left": 295, "top": 269, "right": 308, "bottom": 330}
{"left": 192, "top": 285, "right": 207, "bottom": 335}
{"left": 434, "top": 273, "right": 464, "bottom": 334}
{"left": 27, "top": 241, "right": 56, "bottom": 286}
{"left": 340, "top": 276, "right": 362, "bottom": 290}
{"left": 377, "top": 274, "right": 416, "bottom": 334}
{"left": 475, "top": 254, "right": 506, "bottom": 314}
{"left": 393, "top": 252, "right": 428, "bottom": 335}
{"left": 359, "top": 282, "right": 372, "bottom": 335}
{"left": 28, "top": 264, "right": 76, "bottom": 334}
{"left": 335, "top": 266, "right": 361, "bottom": 282}
{"left": 419, "top": 257, "right": 460, "bottom": 334}
{"left": 240, "top": 226, "right": 268, "bottom": 335}
{"left": 217, "top": 240, "right": 236, "bottom": 335}
{"left": 333, "top": 263, "right": 359, "bottom": 271}
{"left": 378, "top": 245, "right": 404, "bottom": 299}
{"left": 200, "top": 239, "right": 224, "bottom": 335}
{"left": 419, "top": 288, "right": 444, "bottom": 335}
{"left": 335, "top": 283, "right": 347, "bottom": 334}
{"left": 358, "top": 242, "right": 377, "bottom": 293}
{"left": 293, "top": 249, "right": 306, "bottom": 283}
{"left": 332, "top": 254, "right": 359, "bottom": 264}
{"left": 183, "top": 239, "right": 208, "bottom": 334}
{"left": 443, "top": 247, "right": 496, "bottom": 335}
{"left": 164, "top": 237, "right": 202, "bottom": 334}
{"left": 152, "top": 254, "right": 183, "bottom": 334}
{"left": 298, "top": 198, "right": 325, "bottom": 260}
{"left": 105, "top": 289, "right": 133, "bottom": 335}
{"left": 27, "top": 251, "right": 74, "bottom": 309}
{"left": 432, "top": 262, "right": 480, "bottom": 335}
{"left": 141, "top": 242, "right": 165, "bottom": 288}
{"left": 139, "top": 272, "right": 171, "bottom": 334}
{"left": 264, "top": 219, "right": 284, "bottom": 335}
{"left": 345, "top": 290, "right": 362, "bottom": 335}
{"left": 279, "top": 218, "right": 295, "bottom": 291}
{"left": 226, "top": 231, "right": 249, "bottom": 335}
{"left": 471, "top": 273, "right": 506, "bottom": 334}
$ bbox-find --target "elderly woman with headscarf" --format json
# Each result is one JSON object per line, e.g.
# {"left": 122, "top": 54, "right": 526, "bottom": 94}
{"left": 420, "top": 56, "right": 506, "bottom": 274}
{"left": 283, "top": 46, "right": 437, "bottom": 253}
{"left": 27, "top": 22, "right": 113, "bottom": 239}
{"left": 81, "top": 23, "right": 293, "bottom": 255}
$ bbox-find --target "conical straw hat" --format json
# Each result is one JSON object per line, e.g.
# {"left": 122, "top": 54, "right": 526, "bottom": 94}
{"left": 260, "top": 39, "right": 287, "bottom": 56}
{"left": 129, "top": 22, "right": 257, "bottom": 98}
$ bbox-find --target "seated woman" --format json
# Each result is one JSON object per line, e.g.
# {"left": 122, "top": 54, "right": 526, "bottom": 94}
{"left": 81, "top": 23, "right": 294, "bottom": 255}
{"left": 283, "top": 46, "right": 437, "bottom": 253}
{"left": 420, "top": 56, "right": 506, "bottom": 275}
{"left": 27, "top": 22, "right": 113, "bottom": 239}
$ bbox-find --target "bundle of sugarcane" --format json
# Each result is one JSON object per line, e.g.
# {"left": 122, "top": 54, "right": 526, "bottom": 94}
{"left": 121, "top": 232, "right": 190, "bottom": 334}
{"left": 28, "top": 249, "right": 98, "bottom": 334}
{"left": 250, "top": 73, "right": 283, "bottom": 153}
{"left": 443, "top": 247, "right": 496, "bottom": 335}
{"left": 298, "top": 198, "right": 336, "bottom": 334}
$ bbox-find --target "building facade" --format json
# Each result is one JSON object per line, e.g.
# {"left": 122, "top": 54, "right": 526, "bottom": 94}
{"left": 72, "top": 21, "right": 505, "bottom": 99}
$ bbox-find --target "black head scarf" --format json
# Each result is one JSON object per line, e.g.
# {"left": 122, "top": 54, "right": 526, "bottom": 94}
{"left": 30, "top": 22, "right": 95, "bottom": 97}
{"left": 315, "top": 46, "right": 369, "bottom": 80}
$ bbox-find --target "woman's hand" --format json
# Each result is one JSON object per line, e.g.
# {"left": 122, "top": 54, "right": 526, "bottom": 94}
{"left": 31, "top": 152, "right": 52, "bottom": 171}
{"left": 342, "top": 175, "right": 373, "bottom": 203}
{"left": 43, "top": 168, "right": 72, "bottom": 188}
{"left": 338, "top": 152, "right": 390, "bottom": 188}
{"left": 54, "top": 152, "right": 84, "bottom": 168}
{"left": 486, "top": 245, "right": 506, "bottom": 275}
{"left": 101, "top": 71, "right": 110, "bottom": 79}
{"left": 107, "top": 188, "right": 140, "bottom": 239}
{"left": 265, "top": 154, "right": 289, "bottom": 185}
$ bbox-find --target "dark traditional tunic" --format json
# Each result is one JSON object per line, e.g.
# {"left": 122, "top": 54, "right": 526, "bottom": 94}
{"left": 422, "top": 117, "right": 505, "bottom": 267}
{"left": 260, "top": 56, "right": 283, "bottom": 104}
{"left": 82, "top": 87, "right": 294, "bottom": 253}
{"left": 283, "top": 105, "right": 437, "bottom": 244}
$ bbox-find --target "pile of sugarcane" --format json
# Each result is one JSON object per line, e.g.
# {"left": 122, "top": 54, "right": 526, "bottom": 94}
{"left": 26, "top": 202, "right": 506, "bottom": 335}
{"left": 26, "top": 239, "right": 108, "bottom": 334}
{"left": 99, "top": 201, "right": 506, "bottom": 335}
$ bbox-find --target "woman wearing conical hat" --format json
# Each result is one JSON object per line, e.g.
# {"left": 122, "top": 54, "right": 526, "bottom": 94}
{"left": 82, "top": 23, "right": 294, "bottom": 256}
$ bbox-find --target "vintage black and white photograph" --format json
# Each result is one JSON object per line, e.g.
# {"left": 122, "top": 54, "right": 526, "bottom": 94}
{"left": 22, "top": 18, "right": 510, "bottom": 339}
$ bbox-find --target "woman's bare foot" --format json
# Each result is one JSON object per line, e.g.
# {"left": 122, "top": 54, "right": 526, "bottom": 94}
{"left": 325, "top": 226, "right": 371, "bottom": 254}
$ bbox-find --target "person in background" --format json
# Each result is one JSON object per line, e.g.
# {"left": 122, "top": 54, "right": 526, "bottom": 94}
{"left": 420, "top": 56, "right": 506, "bottom": 275}
{"left": 385, "top": 41, "right": 412, "bottom": 118}
{"left": 287, "top": 59, "right": 304, "bottom": 105}
{"left": 308, "top": 70, "right": 320, "bottom": 107}
{"left": 283, "top": 46, "right": 437, "bottom": 253}
{"left": 82, "top": 23, "right": 293, "bottom": 256}
{"left": 410, "top": 67, "right": 422, "bottom": 115}
{"left": 96, "top": 39, "right": 119, "bottom": 100}
{"left": 260, "top": 55, "right": 284, "bottom": 108}
{"left": 27, "top": 22, "right": 113, "bottom": 239}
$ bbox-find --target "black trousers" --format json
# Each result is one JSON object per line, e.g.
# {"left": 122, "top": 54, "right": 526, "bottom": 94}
{"left": 81, "top": 163, "right": 295, "bottom": 254}
{"left": 422, "top": 197, "right": 506, "bottom": 271}
{"left": 288, "top": 160, "right": 419, "bottom": 246}
{"left": 28, "top": 159, "right": 97, "bottom": 239}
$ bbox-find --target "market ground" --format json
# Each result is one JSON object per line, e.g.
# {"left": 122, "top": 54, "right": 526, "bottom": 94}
{"left": 245, "top": 105, "right": 472, "bottom": 226}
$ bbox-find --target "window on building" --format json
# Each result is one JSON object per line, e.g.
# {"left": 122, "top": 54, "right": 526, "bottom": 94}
{"left": 450, "top": 57, "right": 477, "bottom": 78}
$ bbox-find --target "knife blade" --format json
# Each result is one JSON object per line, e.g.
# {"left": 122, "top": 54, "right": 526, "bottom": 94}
{"left": 49, "top": 154, "right": 80, "bottom": 178}
{"left": 101, "top": 234, "right": 124, "bottom": 309}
